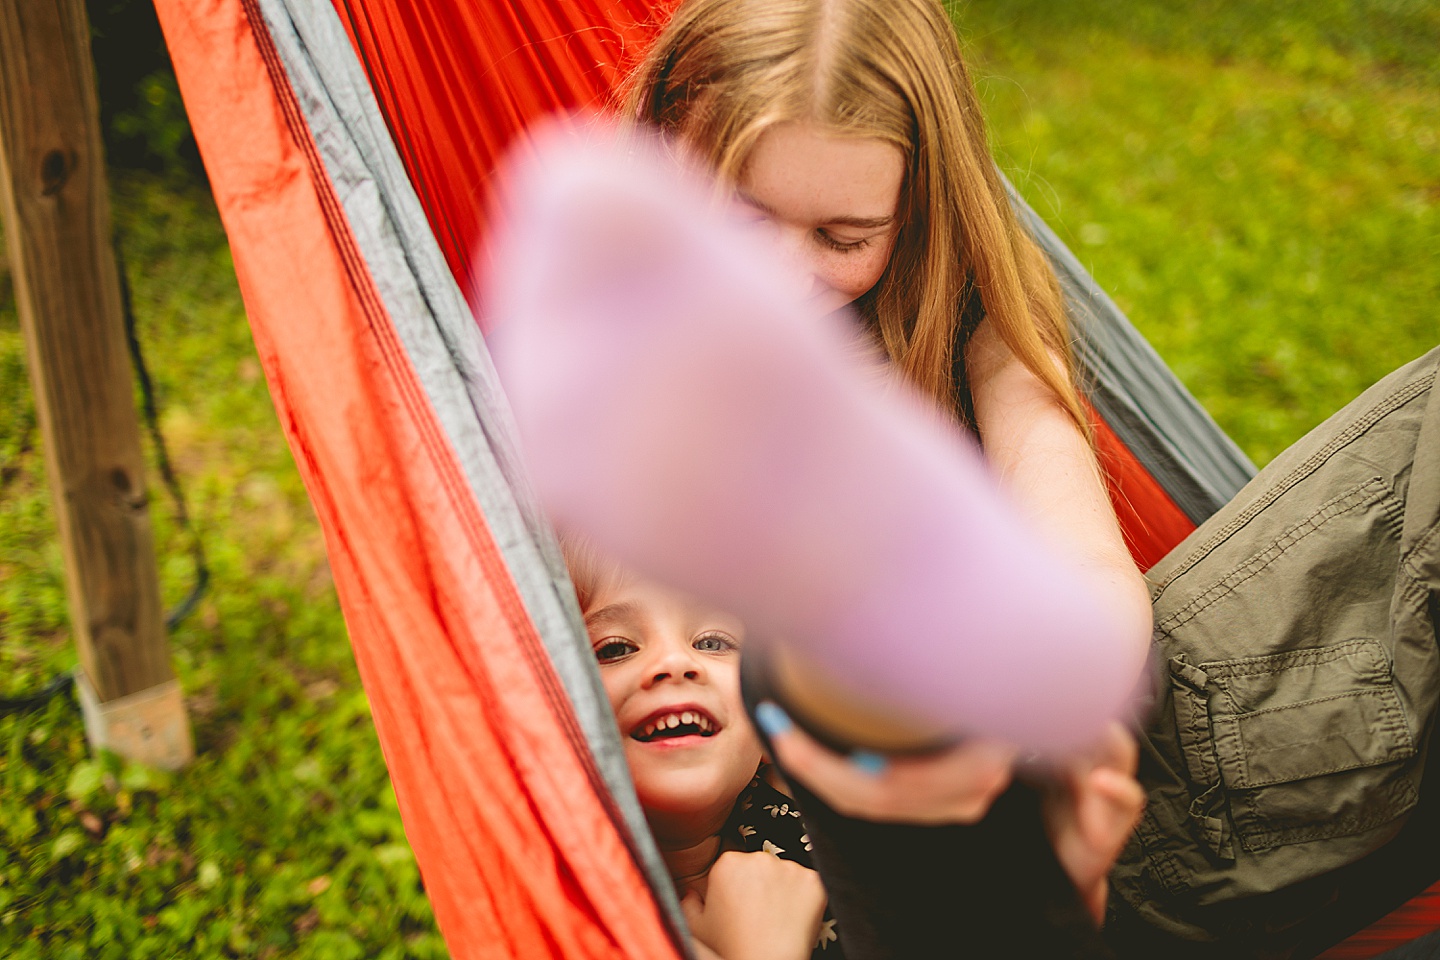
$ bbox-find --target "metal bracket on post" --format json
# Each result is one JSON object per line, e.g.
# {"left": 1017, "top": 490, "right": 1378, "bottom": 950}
{"left": 73, "top": 676, "right": 194, "bottom": 771}
{"left": 75, "top": 671, "right": 194, "bottom": 771}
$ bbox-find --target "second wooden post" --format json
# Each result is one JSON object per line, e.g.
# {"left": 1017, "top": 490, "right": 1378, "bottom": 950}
{"left": 0, "top": 0, "right": 191, "bottom": 768}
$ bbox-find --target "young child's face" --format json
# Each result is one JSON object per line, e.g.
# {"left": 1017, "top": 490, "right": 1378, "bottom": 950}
{"left": 585, "top": 575, "right": 764, "bottom": 835}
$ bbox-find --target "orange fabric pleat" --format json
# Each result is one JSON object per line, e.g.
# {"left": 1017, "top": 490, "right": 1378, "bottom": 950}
{"left": 330, "top": 0, "right": 680, "bottom": 314}
{"left": 1090, "top": 413, "right": 1197, "bottom": 572}
{"left": 152, "top": 2, "right": 682, "bottom": 957}
{"left": 1317, "top": 882, "right": 1440, "bottom": 959}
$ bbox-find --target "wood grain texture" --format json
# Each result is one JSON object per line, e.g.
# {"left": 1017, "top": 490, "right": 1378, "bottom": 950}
{"left": 0, "top": 0, "right": 173, "bottom": 703}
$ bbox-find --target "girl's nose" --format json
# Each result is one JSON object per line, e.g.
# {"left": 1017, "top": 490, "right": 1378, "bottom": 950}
{"left": 643, "top": 643, "right": 704, "bottom": 687}
{"left": 768, "top": 226, "right": 826, "bottom": 304}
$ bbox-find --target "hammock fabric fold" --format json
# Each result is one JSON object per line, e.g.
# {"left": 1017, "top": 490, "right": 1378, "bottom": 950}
{"left": 149, "top": 0, "right": 1435, "bottom": 956}
{"left": 331, "top": 0, "right": 678, "bottom": 306}
{"left": 153, "top": 1, "right": 681, "bottom": 956}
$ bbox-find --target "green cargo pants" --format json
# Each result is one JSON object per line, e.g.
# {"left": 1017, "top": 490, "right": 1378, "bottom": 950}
{"left": 1110, "top": 346, "right": 1440, "bottom": 957}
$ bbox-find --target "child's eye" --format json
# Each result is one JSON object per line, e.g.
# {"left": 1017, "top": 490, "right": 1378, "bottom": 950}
{"left": 692, "top": 633, "right": 735, "bottom": 653}
{"left": 594, "top": 639, "right": 638, "bottom": 663}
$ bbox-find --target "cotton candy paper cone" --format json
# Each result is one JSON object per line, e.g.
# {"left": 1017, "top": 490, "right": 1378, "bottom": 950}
{"left": 487, "top": 121, "right": 1144, "bottom": 753}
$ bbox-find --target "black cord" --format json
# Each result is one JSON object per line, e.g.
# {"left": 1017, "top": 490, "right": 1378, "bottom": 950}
{"left": 0, "top": 671, "right": 74, "bottom": 715}
{"left": 115, "top": 232, "right": 210, "bottom": 631}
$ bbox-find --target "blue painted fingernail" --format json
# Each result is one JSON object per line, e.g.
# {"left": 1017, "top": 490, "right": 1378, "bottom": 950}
{"left": 754, "top": 701, "right": 793, "bottom": 737}
{"left": 849, "top": 750, "right": 888, "bottom": 776}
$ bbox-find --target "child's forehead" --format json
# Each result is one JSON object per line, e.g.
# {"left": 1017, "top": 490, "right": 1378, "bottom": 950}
{"left": 584, "top": 576, "right": 743, "bottom": 634}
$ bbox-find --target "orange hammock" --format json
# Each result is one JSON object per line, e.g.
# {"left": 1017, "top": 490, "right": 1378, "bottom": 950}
{"left": 149, "top": 0, "right": 1436, "bottom": 956}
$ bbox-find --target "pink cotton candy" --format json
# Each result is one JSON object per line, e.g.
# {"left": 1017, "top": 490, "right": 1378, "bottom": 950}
{"left": 486, "top": 121, "right": 1142, "bottom": 753}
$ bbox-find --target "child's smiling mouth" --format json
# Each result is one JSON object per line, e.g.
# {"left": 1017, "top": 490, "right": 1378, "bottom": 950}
{"left": 631, "top": 707, "right": 720, "bottom": 743}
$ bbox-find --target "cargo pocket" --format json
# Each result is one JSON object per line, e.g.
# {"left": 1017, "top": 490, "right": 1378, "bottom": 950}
{"left": 1169, "top": 638, "right": 1417, "bottom": 857}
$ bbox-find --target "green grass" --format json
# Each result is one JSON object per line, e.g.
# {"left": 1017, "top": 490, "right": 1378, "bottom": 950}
{"left": 0, "top": 2, "right": 1437, "bottom": 956}
{"left": 0, "top": 179, "right": 444, "bottom": 958}
{"left": 959, "top": 0, "right": 1439, "bottom": 464}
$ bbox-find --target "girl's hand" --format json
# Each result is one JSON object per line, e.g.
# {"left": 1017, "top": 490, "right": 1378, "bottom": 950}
{"left": 761, "top": 713, "right": 1017, "bottom": 825}
{"left": 762, "top": 711, "right": 1144, "bottom": 925}
{"left": 681, "top": 850, "right": 827, "bottom": 960}
{"left": 1042, "top": 722, "right": 1146, "bottom": 925}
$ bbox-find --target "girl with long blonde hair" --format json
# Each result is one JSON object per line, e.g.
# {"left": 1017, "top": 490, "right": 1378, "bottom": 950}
{"left": 607, "top": 0, "right": 1154, "bottom": 954}
{"left": 629, "top": 0, "right": 1083, "bottom": 425}
{"left": 625, "top": 0, "right": 1150, "bottom": 640}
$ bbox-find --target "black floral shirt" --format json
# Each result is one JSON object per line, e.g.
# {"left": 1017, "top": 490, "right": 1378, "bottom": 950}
{"left": 723, "top": 773, "right": 843, "bottom": 958}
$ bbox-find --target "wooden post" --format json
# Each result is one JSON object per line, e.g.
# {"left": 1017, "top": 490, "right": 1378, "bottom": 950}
{"left": 0, "top": 0, "right": 191, "bottom": 768}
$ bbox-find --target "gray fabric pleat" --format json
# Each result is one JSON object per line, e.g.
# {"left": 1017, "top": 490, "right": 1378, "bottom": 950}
{"left": 249, "top": 0, "right": 686, "bottom": 940}
{"left": 1005, "top": 178, "right": 1258, "bottom": 523}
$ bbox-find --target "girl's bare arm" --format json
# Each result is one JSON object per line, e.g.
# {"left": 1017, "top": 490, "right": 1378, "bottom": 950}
{"left": 966, "top": 320, "right": 1154, "bottom": 658}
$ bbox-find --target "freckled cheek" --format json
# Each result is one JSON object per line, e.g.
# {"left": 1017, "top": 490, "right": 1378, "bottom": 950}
{"left": 820, "top": 249, "right": 892, "bottom": 300}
